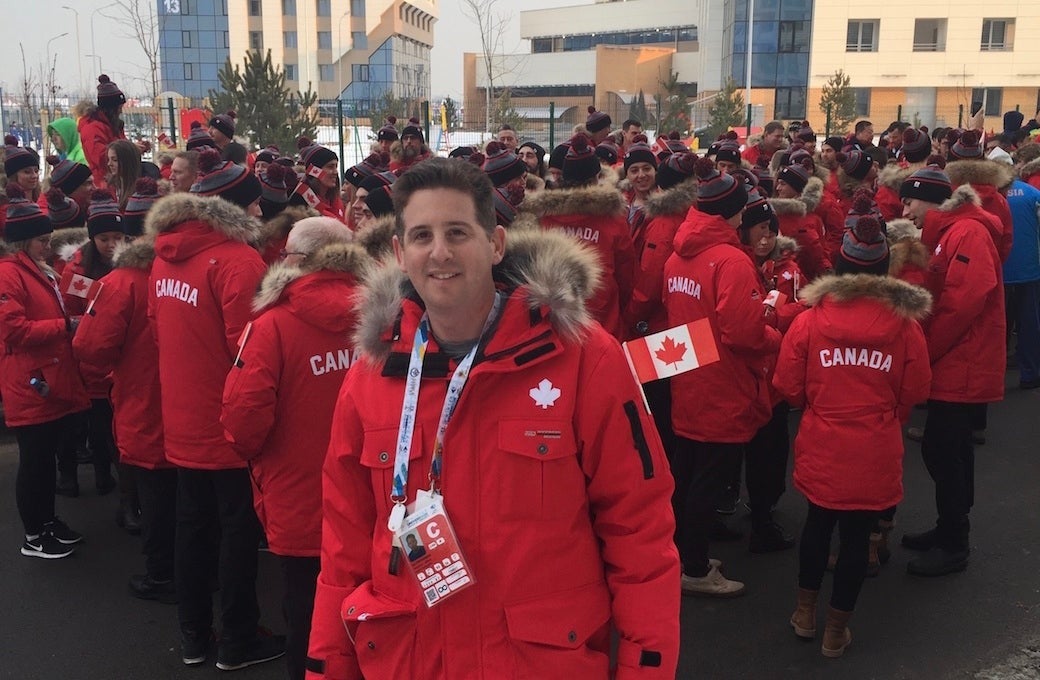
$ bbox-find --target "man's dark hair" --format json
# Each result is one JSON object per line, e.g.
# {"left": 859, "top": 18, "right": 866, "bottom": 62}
{"left": 622, "top": 119, "right": 642, "bottom": 131}
{"left": 392, "top": 157, "right": 496, "bottom": 238}
{"left": 498, "top": 124, "right": 514, "bottom": 132}
{"left": 855, "top": 120, "right": 873, "bottom": 134}
{"left": 763, "top": 121, "right": 784, "bottom": 135}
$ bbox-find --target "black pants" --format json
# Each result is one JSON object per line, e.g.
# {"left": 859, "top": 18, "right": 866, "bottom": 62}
{"left": 87, "top": 398, "right": 115, "bottom": 483}
{"left": 279, "top": 555, "right": 320, "bottom": 680}
{"left": 175, "top": 467, "right": 261, "bottom": 645}
{"left": 643, "top": 378, "right": 677, "bottom": 464}
{"left": 136, "top": 467, "right": 178, "bottom": 581}
{"left": 57, "top": 410, "right": 88, "bottom": 481}
{"left": 14, "top": 414, "right": 77, "bottom": 535}
{"left": 921, "top": 400, "right": 975, "bottom": 551}
{"left": 798, "top": 501, "right": 876, "bottom": 612}
{"left": 745, "top": 402, "right": 790, "bottom": 524}
{"left": 671, "top": 438, "right": 743, "bottom": 576}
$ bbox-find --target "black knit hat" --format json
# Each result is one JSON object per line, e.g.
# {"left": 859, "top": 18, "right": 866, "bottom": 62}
{"left": 493, "top": 187, "right": 517, "bottom": 227}
{"left": 823, "top": 136, "right": 844, "bottom": 153}
{"left": 377, "top": 116, "right": 399, "bottom": 142}
{"left": 255, "top": 146, "right": 280, "bottom": 165}
{"left": 359, "top": 171, "right": 396, "bottom": 193}
{"left": 900, "top": 164, "right": 953, "bottom": 204}
{"left": 343, "top": 152, "right": 389, "bottom": 188}
{"left": 837, "top": 215, "right": 889, "bottom": 275}
{"left": 548, "top": 143, "right": 570, "bottom": 171}
{"left": 448, "top": 146, "right": 476, "bottom": 159}
{"left": 46, "top": 155, "right": 92, "bottom": 194}
{"left": 190, "top": 148, "right": 263, "bottom": 208}
{"left": 518, "top": 140, "right": 545, "bottom": 160}
{"left": 838, "top": 149, "right": 874, "bottom": 180}
{"left": 482, "top": 142, "right": 526, "bottom": 187}
{"left": 87, "top": 189, "right": 123, "bottom": 238}
{"left": 752, "top": 162, "right": 774, "bottom": 196}
{"left": 401, "top": 117, "right": 424, "bottom": 142}
{"left": 777, "top": 164, "right": 810, "bottom": 194}
{"left": 585, "top": 106, "right": 611, "bottom": 133}
{"left": 949, "top": 130, "right": 983, "bottom": 161}
{"left": 4, "top": 184, "right": 52, "bottom": 243}
{"left": 259, "top": 162, "right": 292, "bottom": 205}
{"left": 563, "top": 134, "right": 600, "bottom": 184}
{"left": 297, "top": 137, "right": 338, "bottom": 172}
{"left": 740, "top": 193, "right": 778, "bottom": 233}
{"left": 364, "top": 185, "right": 394, "bottom": 218}
{"left": 122, "top": 177, "right": 161, "bottom": 236}
{"left": 46, "top": 187, "right": 84, "bottom": 229}
{"left": 96, "top": 74, "right": 126, "bottom": 108}
{"left": 209, "top": 111, "right": 236, "bottom": 139}
{"left": 715, "top": 142, "right": 741, "bottom": 166}
{"left": 900, "top": 127, "right": 932, "bottom": 163}
{"left": 623, "top": 134, "right": 657, "bottom": 172}
{"left": 185, "top": 122, "right": 215, "bottom": 151}
{"left": 595, "top": 139, "right": 619, "bottom": 165}
{"left": 4, "top": 138, "right": 38, "bottom": 177}
{"left": 656, "top": 151, "right": 697, "bottom": 190}
{"left": 695, "top": 157, "right": 747, "bottom": 218}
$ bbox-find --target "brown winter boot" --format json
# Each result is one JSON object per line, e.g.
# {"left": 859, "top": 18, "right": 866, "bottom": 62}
{"left": 866, "top": 533, "right": 882, "bottom": 577}
{"left": 877, "top": 520, "right": 895, "bottom": 564}
{"left": 790, "top": 588, "right": 818, "bottom": 639}
{"left": 821, "top": 607, "right": 853, "bottom": 658}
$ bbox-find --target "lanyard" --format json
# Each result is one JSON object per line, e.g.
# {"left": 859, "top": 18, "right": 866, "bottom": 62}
{"left": 387, "top": 293, "right": 502, "bottom": 533}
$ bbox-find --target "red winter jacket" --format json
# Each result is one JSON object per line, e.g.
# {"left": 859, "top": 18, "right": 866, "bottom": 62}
{"left": 77, "top": 107, "right": 125, "bottom": 189}
{"left": 873, "top": 163, "right": 923, "bottom": 223}
{"left": 920, "top": 185, "right": 1006, "bottom": 403}
{"left": 801, "top": 177, "right": 846, "bottom": 263}
{"left": 769, "top": 196, "right": 831, "bottom": 281}
{"left": 514, "top": 184, "right": 636, "bottom": 340}
{"left": 307, "top": 229, "right": 679, "bottom": 680}
{"left": 773, "top": 274, "right": 932, "bottom": 511}
{"left": 59, "top": 246, "right": 115, "bottom": 398}
{"left": 886, "top": 219, "right": 931, "bottom": 289}
{"left": 663, "top": 209, "right": 782, "bottom": 443}
{"left": 0, "top": 251, "right": 90, "bottom": 426}
{"left": 148, "top": 193, "right": 266, "bottom": 470}
{"left": 945, "top": 159, "right": 1015, "bottom": 263}
{"left": 756, "top": 235, "right": 808, "bottom": 334}
{"left": 72, "top": 240, "right": 168, "bottom": 469}
{"left": 624, "top": 180, "right": 697, "bottom": 338}
{"left": 222, "top": 244, "right": 367, "bottom": 557}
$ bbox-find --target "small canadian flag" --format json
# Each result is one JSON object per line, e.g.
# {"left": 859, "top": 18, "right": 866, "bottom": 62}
{"left": 623, "top": 319, "right": 721, "bottom": 384}
{"left": 66, "top": 273, "right": 98, "bottom": 299}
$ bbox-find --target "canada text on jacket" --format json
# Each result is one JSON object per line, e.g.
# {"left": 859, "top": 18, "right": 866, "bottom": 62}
{"left": 667, "top": 276, "right": 702, "bottom": 299}
{"left": 309, "top": 348, "right": 359, "bottom": 376}
{"left": 561, "top": 225, "right": 600, "bottom": 243}
{"left": 819, "top": 347, "right": 893, "bottom": 372}
{"left": 154, "top": 278, "right": 199, "bottom": 307}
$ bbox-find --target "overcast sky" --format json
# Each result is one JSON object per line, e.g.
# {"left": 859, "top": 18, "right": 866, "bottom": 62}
{"left": 0, "top": 0, "right": 576, "bottom": 103}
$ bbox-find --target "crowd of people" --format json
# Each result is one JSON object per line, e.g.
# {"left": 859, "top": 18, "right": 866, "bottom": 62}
{"left": 1, "top": 71, "right": 1038, "bottom": 678}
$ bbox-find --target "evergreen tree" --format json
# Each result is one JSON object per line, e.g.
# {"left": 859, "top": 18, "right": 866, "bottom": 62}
{"left": 441, "top": 96, "right": 461, "bottom": 132}
{"left": 628, "top": 90, "right": 649, "bottom": 126}
{"left": 493, "top": 90, "right": 526, "bottom": 133}
{"left": 819, "top": 69, "right": 856, "bottom": 136}
{"left": 207, "top": 50, "right": 319, "bottom": 153}
{"left": 657, "top": 72, "right": 692, "bottom": 136}
{"left": 365, "top": 90, "right": 419, "bottom": 136}
{"left": 704, "top": 78, "right": 745, "bottom": 142}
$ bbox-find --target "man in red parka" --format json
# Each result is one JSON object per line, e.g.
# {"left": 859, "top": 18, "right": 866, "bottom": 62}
{"left": 147, "top": 164, "right": 285, "bottom": 668}
{"left": 899, "top": 165, "right": 1005, "bottom": 576}
{"left": 306, "top": 158, "right": 679, "bottom": 680}
{"left": 221, "top": 218, "right": 367, "bottom": 680}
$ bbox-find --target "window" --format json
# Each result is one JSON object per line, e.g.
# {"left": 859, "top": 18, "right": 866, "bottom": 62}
{"left": 317, "top": 31, "right": 332, "bottom": 49}
{"left": 852, "top": 88, "right": 871, "bottom": 117}
{"left": 846, "top": 20, "right": 878, "bottom": 52}
{"left": 778, "top": 20, "right": 810, "bottom": 52}
{"left": 352, "top": 64, "right": 370, "bottom": 82}
{"left": 182, "top": 31, "right": 192, "bottom": 47}
{"left": 981, "top": 19, "right": 1013, "bottom": 51}
{"left": 285, "top": 63, "right": 297, "bottom": 81}
{"left": 351, "top": 0, "right": 365, "bottom": 15}
{"left": 248, "top": 0, "right": 260, "bottom": 16}
{"left": 531, "top": 38, "right": 552, "bottom": 53}
{"left": 352, "top": 31, "right": 367, "bottom": 49}
{"left": 249, "top": 31, "right": 263, "bottom": 50}
{"left": 774, "top": 87, "right": 806, "bottom": 119}
{"left": 282, "top": 0, "right": 296, "bottom": 14}
{"left": 220, "top": 0, "right": 227, "bottom": 15}
{"left": 913, "top": 19, "right": 946, "bottom": 52}
{"left": 224, "top": 31, "right": 229, "bottom": 48}
{"left": 319, "top": 64, "right": 335, "bottom": 81}
{"left": 184, "top": 63, "right": 194, "bottom": 80}
{"left": 316, "top": 0, "right": 330, "bottom": 16}
{"left": 181, "top": 0, "right": 191, "bottom": 14}
{"left": 284, "top": 31, "right": 297, "bottom": 48}
{"left": 971, "top": 88, "right": 1003, "bottom": 117}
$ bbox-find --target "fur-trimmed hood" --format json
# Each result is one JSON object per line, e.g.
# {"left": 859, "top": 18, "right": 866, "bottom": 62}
{"left": 1018, "top": 157, "right": 1040, "bottom": 182}
{"left": 937, "top": 184, "right": 981, "bottom": 213}
{"left": 769, "top": 196, "right": 807, "bottom": 217}
{"left": 355, "top": 214, "right": 396, "bottom": 261}
{"left": 113, "top": 237, "right": 157, "bottom": 270}
{"left": 800, "top": 273, "right": 932, "bottom": 320}
{"left": 644, "top": 179, "right": 697, "bottom": 219}
{"left": 798, "top": 177, "right": 826, "bottom": 213}
{"left": 252, "top": 241, "right": 371, "bottom": 314}
{"left": 945, "top": 159, "right": 1014, "bottom": 190}
{"left": 765, "top": 234, "right": 799, "bottom": 263}
{"left": 258, "top": 205, "right": 317, "bottom": 248}
{"left": 835, "top": 167, "right": 868, "bottom": 198}
{"left": 516, "top": 182, "right": 625, "bottom": 218}
{"left": 889, "top": 238, "right": 930, "bottom": 278}
{"left": 525, "top": 173, "right": 546, "bottom": 194}
{"left": 353, "top": 228, "right": 602, "bottom": 363}
{"left": 885, "top": 218, "right": 918, "bottom": 244}
{"left": 51, "top": 227, "right": 90, "bottom": 264}
{"left": 145, "top": 192, "right": 260, "bottom": 243}
{"left": 877, "top": 163, "right": 922, "bottom": 191}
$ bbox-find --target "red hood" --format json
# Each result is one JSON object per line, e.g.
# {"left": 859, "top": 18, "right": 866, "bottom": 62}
{"left": 673, "top": 208, "right": 741, "bottom": 258}
{"left": 154, "top": 220, "right": 231, "bottom": 263}
{"left": 920, "top": 201, "right": 991, "bottom": 250}
{"left": 815, "top": 296, "right": 904, "bottom": 346}
{"left": 284, "top": 270, "right": 359, "bottom": 333}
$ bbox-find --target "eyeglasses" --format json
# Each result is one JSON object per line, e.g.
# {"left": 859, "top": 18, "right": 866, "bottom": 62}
{"left": 279, "top": 249, "right": 307, "bottom": 260}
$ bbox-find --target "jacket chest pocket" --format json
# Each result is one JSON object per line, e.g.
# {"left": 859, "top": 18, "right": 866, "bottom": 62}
{"left": 496, "top": 418, "right": 582, "bottom": 521}
{"left": 360, "top": 426, "right": 424, "bottom": 518}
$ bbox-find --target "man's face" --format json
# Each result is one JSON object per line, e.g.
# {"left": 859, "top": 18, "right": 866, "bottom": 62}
{"left": 820, "top": 146, "right": 837, "bottom": 169}
{"left": 753, "top": 228, "right": 777, "bottom": 259}
{"left": 901, "top": 197, "right": 934, "bottom": 229}
{"left": 517, "top": 146, "right": 540, "bottom": 172}
{"left": 716, "top": 159, "right": 739, "bottom": 175}
{"left": 26, "top": 234, "right": 52, "bottom": 262}
{"left": 393, "top": 188, "right": 506, "bottom": 321}
{"left": 857, "top": 125, "right": 874, "bottom": 144}
{"left": 774, "top": 178, "right": 799, "bottom": 199}
{"left": 318, "top": 160, "right": 339, "bottom": 191}
{"left": 547, "top": 167, "right": 562, "bottom": 185}
{"left": 254, "top": 160, "right": 269, "bottom": 177}
{"left": 497, "top": 129, "right": 518, "bottom": 151}
{"left": 623, "top": 125, "right": 642, "bottom": 146}
{"left": 208, "top": 126, "right": 229, "bottom": 147}
{"left": 70, "top": 177, "right": 94, "bottom": 207}
{"left": 170, "top": 157, "right": 196, "bottom": 192}
{"left": 379, "top": 139, "right": 394, "bottom": 154}
{"left": 590, "top": 127, "right": 610, "bottom": 144}
{"left": 402, "top": 134, "right": 422, "bottom": 158}
{"left": 626, "top": 162, "right": 656, "bottom": 194}
{"left": 763, "top": 128, "right": 784, "bottom": 152}
{"left": 351, "top": 187, "right": 370, "bottom": 226}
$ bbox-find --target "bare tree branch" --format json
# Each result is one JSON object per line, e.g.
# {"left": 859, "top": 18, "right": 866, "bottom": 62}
{"left": 105, "top": 0, "right": 162, "bottom": 102}
{"left": 460, "top": 0, "right": 514, "bottom": 133}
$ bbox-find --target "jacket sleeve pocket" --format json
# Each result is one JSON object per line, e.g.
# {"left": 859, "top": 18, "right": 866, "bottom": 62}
{"left": 340, "top": 582, "right": 418, "bottom": 679}
{"left": 496, "top": 418, "right": 581, "bottom": 521}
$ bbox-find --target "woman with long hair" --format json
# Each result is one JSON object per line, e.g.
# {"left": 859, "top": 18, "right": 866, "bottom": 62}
{"left": 78, "top": 74, "right": 127, "bottom": 189}
{"left": 105, "top": 140, "right": 142, "bottom": 210}
{"left": 4, "top": 136, "right": 42, "bottom": 204}
{"left": 289, "top": 138, "right": 346, "bottom": 223}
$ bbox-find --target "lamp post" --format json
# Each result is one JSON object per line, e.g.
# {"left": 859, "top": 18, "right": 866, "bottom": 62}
{"left": 337, "top": 9, "right": 351, "bottom": 101}
{"left": 61, "top": 6, "right": 84, "bottom": 94}
{"left": 744, "top": 0, "right": 754, "bottom": 133}
{"left": 46, "top": 32, "right": 69, "bottom": 112}
{"left": 90, "top": 2, "right": 119, "bottom": 75}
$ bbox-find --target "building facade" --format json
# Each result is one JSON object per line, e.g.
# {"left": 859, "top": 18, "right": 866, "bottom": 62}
{"left": 157, "top": 0, "right": 230, "bottom": 99}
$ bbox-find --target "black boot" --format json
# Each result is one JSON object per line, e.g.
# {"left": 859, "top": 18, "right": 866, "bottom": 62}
{"left": 116, "top": 496, "right": 143, "bottom": 536}
{"left": 900, "top": 527, "right": 938, "bottom": 551}
{"left": 906, "top": 546, "right": 969, "bottom": 576}
{"left": 749, "top": 512, "right": 795, "bottom": 553}
{"left": 55, "top": 472, "right": 80, "bottom": 498}
{"left": 128, "top": 574, "right": 177, "bottom": 604}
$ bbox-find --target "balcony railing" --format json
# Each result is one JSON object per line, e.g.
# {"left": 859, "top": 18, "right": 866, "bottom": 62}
{"left": 912, "top": 41, "right": 944, "bottom": 52}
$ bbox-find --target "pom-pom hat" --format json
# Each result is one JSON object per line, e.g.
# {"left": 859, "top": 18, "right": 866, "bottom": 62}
{"left": 190, "top": 148, "right": 263, "bottom": 209}
{"left": 401, "top": 117, "right": 424, "bottom": 141}
{"left": 377, "top": 116, "right": 399, "bottom": 142}
{"left": 344, "top": 152, "right": 389, "bottom": 187}
{"left": 296, "top": 137, "right": 338, "bottom": 173}
{"left": 623, "top": 135, "right": 657, "bottom": 172}
{"left": 948, "top": 130, "right": 984, "bottom": 161}
{"left": 4, "top": 139, "right": 38, "bottom": 177}
{"left": 656, "top": 151, "right": 697, "bottom": 190}
{"left": 46, "top": 188, "right": 84, "bottom": 229}
{"left": 777, "top": 164, "right": 811, "bottom": 194}
{"left": 837, "top": 214, "right": 890, "bottom": 275}
{"left": 123, "top": 178, "right": 161, "bottom": 236}
{"left": 5, "top": 184, "right": 52, "bottom": 243}
{"left": 900, "top": 127, "right": 932, "bottom": 163}
{"left": 562, "top": 134, "right": 600, "bottom": 184}
{"left": 482, "top": 142, "right": 526, "bottom": 187}
{"left": 209, "top": 111, "right": 237, "bottom": 139}
{"left": 87, "top": 188, "right": 123, "bottom": 238}
{"left": 695, "top": 156, "right": 747, "bottom": 219}
{"left": 46, "top": 155, "right": 92, "bottom": 195}
{"left": 585, "top": 106, "right": 612, "bottom": 133}
{"left": 595, "top": 139, "right": 619, "bottom": 165}
{"left": 838, "top": 150, "right": 874, "bottom": 180}
{"left": 96, "top": 74, "right": 126, "bottom": 108}
{"left": 185, "top": 121, "right": 215, "bottom": 151}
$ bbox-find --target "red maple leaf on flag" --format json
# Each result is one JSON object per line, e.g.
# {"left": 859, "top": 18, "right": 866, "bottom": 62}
{"left": 654, "top": 336, "right": 687, "bottom": 367}
{"left": 71, "top": 278, "right": 88, "bottom": 292}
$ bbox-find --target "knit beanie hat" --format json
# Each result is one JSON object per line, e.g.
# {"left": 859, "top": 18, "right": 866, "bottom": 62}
{"left": 740, "top": 193, "right": 778, "bottom": 233}
{"left": 788, "top": 148, "right": 816, "bottom": 172}
{"left": 837, "top": 149, "right": 874, "bottom": 180}
{"left": 562, "top": 134, "right": 600, "bottom": 184}
{"left": 344, "top": 152, "right": 389, "bottom": 187}
{"left": 948, "top": 130, "right": 983, "bottom": 161}
{"left": 46, "top": 187, "right": 84, "bottom": 229}
{"left": 595, "top": 139, "right": 619, "bottom": 165}
{"left": 255, "top": 146, "right": 280, "bottom": 165}
{"left": 359, "top": 171, "right": 397, "bottom": 193}
{"left": 185, "top": 121, "right": 215, "bottom": 151}
{"left": 259, "top": 162, "right": 292, "bottom": 205}
{"left": 518, "top": 140, "right": 546, "bottom": 162}
{"left": 87, "top": 189, "right": 123, "bottom": 238}
{"left": 777, "top": 164, "right": 811, "bottom": 194}
{"left": 122, "top": 177, "right": 161, "bottom": 237}
{"left": 493, "top": 187, "right": 517, "bottom": 227}
{"left": 209, "top": 111, "right": 237, "bottom": 139}
{"left": 623, "top": 134, "right": 657, "bottom": 172}
{"left": 796, "top": 124, "right": 816, "bottom": 144}
{"left": 377, "top": 116, "right": 399, "bottom": 142}
{"left": 448, "top": 146, "right": 475, "bottom": 159}
{"left": 844, "top": 188, "right": 884, "bottom": 233}
{"left": 190, "top": 148, "right": 263, "bottom": 208}
{"left": 585, "top": 106, "right": 611, "bottom": 133}
{"left": 46, "top": 155, "right": 93, "bottom": 194}
{"left": 715, "top": 142, "right": 742, "bottom": 166}
{"left": 695, "top": 156, "right": 747, "bottom": 218}
{"left": 297, "top": 137, "right": 338, "bottom": 173}
{"left": 96, "top": 74, "right": 126, "bottom": 108}
{"left": 4, "top": 136, "right": 38, "bottom": 177}
{"left": 822, "top": 136, "right": 844, "bottom": 153}
{"left": 752, "top": 162, "right": 774, "bottom": 196}
{"left": 1003, "top": 110, "right": 1025, "bottom": 134}
{"left": 837, "top": 214, "right": 889, "bottom": 275}
{"left": 482, "top": 141, "right": 526, "bottom": 187}
{"left": 656, "top": 151, "right": 697, "bottom": 190}
{"left": 900, "top": 127, "right": 932, "bottom": 163}
{"left": 548, "top": 143, "right": 570, "bottom": 171}
{"left": 364, "top": 185, "right": 394, "bottom": 218}
{"left": 900, "top": 162, "right": 953, "bottom": 205}
{"left": 274, "top": 156, "right": 296, "bottom": 168}
{"left": 401, "top": 117, "right": 424, "bottom": 141}
{"left": 4, "top": 184, "right": 52, "bottom": 243}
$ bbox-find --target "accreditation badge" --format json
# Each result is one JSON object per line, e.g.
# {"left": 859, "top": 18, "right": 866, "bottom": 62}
{"left": 393, "top": 490, "right": 475, "bottom": 607}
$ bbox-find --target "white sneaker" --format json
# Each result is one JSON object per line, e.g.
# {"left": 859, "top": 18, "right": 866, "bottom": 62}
{"left": 681, "top": 565, "right": 746, "bottom": 598}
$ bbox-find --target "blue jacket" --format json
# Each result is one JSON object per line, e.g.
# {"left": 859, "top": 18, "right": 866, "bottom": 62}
{"left": 1004, "top": 179, "right": 1040, "bottom": 284}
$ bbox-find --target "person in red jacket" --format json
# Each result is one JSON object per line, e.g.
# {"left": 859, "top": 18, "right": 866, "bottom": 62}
{"left": 289, "top": 138, "right": 347, "bottom": 224}
{"left": 945, "top": 131, "right": 1015, "bottom": 263}
{"left": 898, "top": 166, "right": 1006, "bottom": 576}
{"left": 511, "top": 133, "right": 635, "bottom": 340}
{"left": 663, "top": 158, "right": 782, "bottom": 597}
{"left": 771, "top": 165, "right": 832, "bottom": 280}
{"left": 773, "top": 217, "right": 931, "bottom": 658}
{"left": 886, "top": 218, "right": 930, "bottom": 288}
{"left": 874, "top": 127, "right": 933, "bottom": 221}
{"left": 0, "top": 185, "right": 90, "bottom": 559}
{"left": 306, "top": 158, "right": 679, "bottom": 680}
{"left": 221, "top": 219, "right": 366, "bottom": 680}
{"left": 147, "top": 167, "right": 285, "bottom": 668}
{"left": 77, "top": 75, "right": 127, "bottom": 189}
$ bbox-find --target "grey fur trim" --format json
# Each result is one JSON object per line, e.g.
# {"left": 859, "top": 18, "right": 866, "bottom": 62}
{"left": 356, "top": 214, "right": 396, "bottom": 261}
{"left": 644, "top": 179, "right": 697, "bottom": 218}
{"left": 113, "top": 238, "right": 156, "bottom": 270}
{"left": 252, "top": 241, "right": 370, "bottom": 313}
{"left": 937, "top": 184, "right": 980, "bottom": 213}
{"left": 799, "top": 273, "right": 932, "bottom": 319}
{"left": 1019, "top": 157, "right": 1040, "bottom": 181}
{"left": 525, "top": 173, "right": 546, "bottom": 193}
{"left": 877, "top": 163, "right": 920, "bottom": 191}
{"left": 888, "top": 239, "right": 930, "bottom": 278}
{"left": 768, "top": 234, "right": 800, "bottom": 262}
{"left": 768, "top": 197, "right": 807, "bottom": 217}
{"left": 144, "top": 193, "right": 261, "bottom": 245}
{"left": 799, "top": 177, "right": 825, "bottom": 212}
{"left": 945, "top": 159, "right": 1015, "bottom": 190}
{"left": 518, "top": 183, "right": 624, "bottom": 218}
{"left": 885, "top": 219, "right": 918, "bottom": 244}
{"left": 258, "top": 206, "right": 317, "bottom": 248}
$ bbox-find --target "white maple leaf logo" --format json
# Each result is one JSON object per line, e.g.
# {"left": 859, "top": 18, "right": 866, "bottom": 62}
{"left": 529, "top": 379, "right": 561, "bottom": 409}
